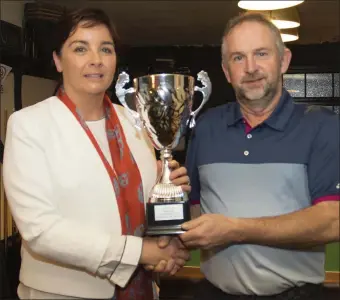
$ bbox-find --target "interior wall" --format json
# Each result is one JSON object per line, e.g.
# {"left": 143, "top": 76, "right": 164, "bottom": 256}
{"left": 21, "top": 75, "right": 57, "bottom": 108}
{"left": 0, "top": 1, "right": 24, "bottom": 27}
{"left": 0, "top": 73, "right": 15, "bottom": 240}
{"left": 0, "top": 1, "right": 24, "bottom": 241}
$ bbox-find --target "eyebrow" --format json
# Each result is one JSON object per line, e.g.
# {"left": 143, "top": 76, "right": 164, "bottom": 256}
{"left": 254, "top": 47, "right": 270, "bottom": 52}
{"left": 229, "top": 51, "right": 244, "bottom": 58}
{"left": 68, "top": 40, "right": 114, "bottom": 47}
{"left": 229, "top": 47, "right": 271, "bottom": 58}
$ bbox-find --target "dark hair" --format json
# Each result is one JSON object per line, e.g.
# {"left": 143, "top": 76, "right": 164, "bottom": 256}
{"left": 53, "top": 7, "right": 119, "bottom": 56}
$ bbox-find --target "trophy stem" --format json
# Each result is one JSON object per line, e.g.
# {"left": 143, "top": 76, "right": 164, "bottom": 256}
{"left": 149, "top": 148, "right": 184, "bottom": 203}
{"left": 159, "top": 148, "right": 173, "bottom": 185}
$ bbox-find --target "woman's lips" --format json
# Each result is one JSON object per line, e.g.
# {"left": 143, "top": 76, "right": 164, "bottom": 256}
{"left": 84, "top": 74, "right": 104, "bottom": 79}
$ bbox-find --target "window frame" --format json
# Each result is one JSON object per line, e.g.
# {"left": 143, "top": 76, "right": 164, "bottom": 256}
{"left": 283, "top": 66, "right": 340, "bottom": 106}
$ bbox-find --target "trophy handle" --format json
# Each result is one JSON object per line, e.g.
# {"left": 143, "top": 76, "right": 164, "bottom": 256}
{"left": 189, "top": 70, "right": 212, "bottom": 128}
{"left": 115, "top": 72, "right": 142, "bottom": 130}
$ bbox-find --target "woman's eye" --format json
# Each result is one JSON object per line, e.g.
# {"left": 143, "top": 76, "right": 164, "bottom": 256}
{"left": 102, "top": 47, "right": 114, "bottom": 54}
{"left": 74, "top": 47, "right": 86, "bottom": 53}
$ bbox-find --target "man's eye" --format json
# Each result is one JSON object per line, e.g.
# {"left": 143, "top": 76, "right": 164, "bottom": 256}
{"left": 233, "top": 55, "right": 243, "bottom": 62}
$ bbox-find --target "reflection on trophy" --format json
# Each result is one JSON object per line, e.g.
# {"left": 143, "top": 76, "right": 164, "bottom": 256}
{"left": 115, "top": 71, "right": 211, "bottom": 235}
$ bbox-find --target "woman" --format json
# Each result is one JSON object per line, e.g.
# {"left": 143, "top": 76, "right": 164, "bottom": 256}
{"left": 3, "top": 7, "right": 191, "bottom": 300}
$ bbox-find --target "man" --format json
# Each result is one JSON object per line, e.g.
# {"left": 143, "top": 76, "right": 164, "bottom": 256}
{"left": 180, "top": 13, "right": 340, "bottom": 300}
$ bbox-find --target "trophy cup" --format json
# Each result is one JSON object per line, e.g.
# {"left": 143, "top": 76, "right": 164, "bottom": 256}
{"left": 115, "top": 71, "right": 211, "bottom": 235}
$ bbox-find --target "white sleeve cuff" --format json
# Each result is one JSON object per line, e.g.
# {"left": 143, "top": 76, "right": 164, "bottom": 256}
{"left": 109, "top": 235, "right": 143, "bottom": 288}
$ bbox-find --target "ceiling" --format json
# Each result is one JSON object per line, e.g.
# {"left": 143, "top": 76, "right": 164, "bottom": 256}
{"left": 51, "top": 0, "right": 339, "bottom": 46}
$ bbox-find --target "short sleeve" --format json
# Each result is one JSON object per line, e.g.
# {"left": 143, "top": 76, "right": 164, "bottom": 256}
{"left": 308, "top": 113, "right": 340, "bottom": 204}
{"left": 185, "top": 128, "right": 201, "bottom": 205}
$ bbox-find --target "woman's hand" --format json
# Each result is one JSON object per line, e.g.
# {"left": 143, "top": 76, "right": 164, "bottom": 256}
{"left": 144, "top": 236, "right": 190, "bottom": 275}
{"left": 140, "top": 236, "right": 190, "bottom": 275}
{"left": 157, "top": 160, "right": 191, "bottom": 193}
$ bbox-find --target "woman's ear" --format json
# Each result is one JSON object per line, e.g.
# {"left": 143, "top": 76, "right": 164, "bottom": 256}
{"left": 53, "top": 51, "right": 63, "bottom": 73}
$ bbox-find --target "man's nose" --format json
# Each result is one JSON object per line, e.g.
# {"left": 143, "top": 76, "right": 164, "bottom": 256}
{"left": 245, "top": 56, "right": 258, "bottom": 74}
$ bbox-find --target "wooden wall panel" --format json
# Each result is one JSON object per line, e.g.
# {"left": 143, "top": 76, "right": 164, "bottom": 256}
{"left": 0, "top": 72, "right": 15, "bottom": 240}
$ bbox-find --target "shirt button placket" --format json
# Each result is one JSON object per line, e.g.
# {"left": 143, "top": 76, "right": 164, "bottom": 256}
{"left": 244, "top": 131, "right": 252, "bottom": 156}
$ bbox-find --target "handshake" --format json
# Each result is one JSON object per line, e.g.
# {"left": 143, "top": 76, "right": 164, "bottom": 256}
{"left": 140, "top": 235, "right": 190, "bottom": 276}
{"left": 136, "top": 160, "right": 193, "bottom": 276}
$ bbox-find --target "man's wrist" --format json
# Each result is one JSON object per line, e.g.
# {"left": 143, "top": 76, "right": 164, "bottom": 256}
{"left": 227, "top": 217, "right": 252, "bottom": 244}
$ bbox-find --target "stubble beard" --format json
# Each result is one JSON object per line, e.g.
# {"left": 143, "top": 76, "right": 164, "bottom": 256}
{"left": 235, "top": 72, "right": 281, "bottom": 112}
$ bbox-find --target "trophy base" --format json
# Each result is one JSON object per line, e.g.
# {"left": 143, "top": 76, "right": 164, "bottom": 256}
{"left": 146, "top": 225, "right": 185, "bottom": 236}
{"left": 145, "top": 201, "right": 190, "bottom": 236}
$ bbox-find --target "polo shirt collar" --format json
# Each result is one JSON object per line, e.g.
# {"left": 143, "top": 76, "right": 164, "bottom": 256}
{"left": 264, "top": 88, "right": 294, "bottom": 131}
{"left": 227, "top": 88, "right": 294, "bottom": 131}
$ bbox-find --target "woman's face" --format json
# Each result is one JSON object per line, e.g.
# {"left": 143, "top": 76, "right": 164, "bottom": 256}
{"left": 53, "top": 23, "right": 116, "bottom": 96}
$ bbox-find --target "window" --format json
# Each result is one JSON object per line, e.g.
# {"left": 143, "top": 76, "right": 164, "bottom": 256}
{"left": 334, "top": 73, "right": 339, "bottom": 97}
{"left": 306, "top": 73, "right": 333, "bottom": 97}
{"left": 283, "top": 73, "right": 340, "bottom": 99}
{"left": 283, "top": 74, "right": 305, "bottom": 97}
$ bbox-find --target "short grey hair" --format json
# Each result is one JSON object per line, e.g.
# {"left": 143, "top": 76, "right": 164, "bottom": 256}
{"left": 221, "top": 12, "right": 285, "bottom": 63}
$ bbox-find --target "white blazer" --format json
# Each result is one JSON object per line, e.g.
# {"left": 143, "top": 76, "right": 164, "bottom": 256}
{"left": 3, "top": 96, "right": 158, "bottom": 299}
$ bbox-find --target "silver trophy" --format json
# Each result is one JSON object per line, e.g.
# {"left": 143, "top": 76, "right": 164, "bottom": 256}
{"left": 115, "top": 71, "right": 211, "bottom": 235}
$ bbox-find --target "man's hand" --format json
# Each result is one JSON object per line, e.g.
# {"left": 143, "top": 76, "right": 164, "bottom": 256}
{"left": 180, "top": 202, "right": 340, "bottom": 251}
{"left": 180, "top": 214, "right": 240, "bottom": 250}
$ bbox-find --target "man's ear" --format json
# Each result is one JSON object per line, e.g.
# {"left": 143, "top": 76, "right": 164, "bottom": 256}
{"left": 53, "top": 51, "right": 63, "bottom": 73}
{"left": 280, "top": 48, "right": 292, "bottom": 74}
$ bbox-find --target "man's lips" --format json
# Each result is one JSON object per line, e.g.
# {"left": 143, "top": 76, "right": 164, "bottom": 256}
{"left": 243, "top": 78, "right": 264, "bottom": 83}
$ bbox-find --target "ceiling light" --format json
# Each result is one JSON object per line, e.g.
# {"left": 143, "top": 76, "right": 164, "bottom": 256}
{"left": 248, "top": 7, "right": 300, "bottom": 29}
{"left": 281, "top": 28, "right": 299, "bottom": 42}
{"left": 271, "top": 7, "right": 300, "bottom": 29}
{"left": 238, "top": 1, "right": 304, "bottom": 11}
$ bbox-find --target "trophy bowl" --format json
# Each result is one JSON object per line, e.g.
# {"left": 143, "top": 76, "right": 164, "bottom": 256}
{"left": 115, "top": 71, "right": 211, "bottom": 235}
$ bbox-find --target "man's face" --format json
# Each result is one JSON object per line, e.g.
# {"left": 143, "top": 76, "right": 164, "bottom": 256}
{"left": 222, "top": 21, "right": 290, "bottom": 106}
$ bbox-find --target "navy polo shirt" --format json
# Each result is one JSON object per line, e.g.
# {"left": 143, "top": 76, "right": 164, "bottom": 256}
{"left": 185, "top": 89, "right": 340, "bottom": 295}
